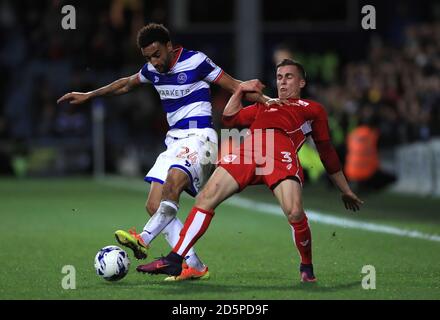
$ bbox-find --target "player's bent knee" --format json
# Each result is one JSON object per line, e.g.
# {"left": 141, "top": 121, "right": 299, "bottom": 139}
{"left": 287, "top": 209, "right": 305, "bottom": 223}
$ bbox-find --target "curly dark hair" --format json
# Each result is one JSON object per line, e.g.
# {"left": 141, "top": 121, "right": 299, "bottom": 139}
{"left": 276, "top": 59, "right": 307, "bottom": 80}
{"left": 137, "top": 23, "right": 171, "bottom": 49}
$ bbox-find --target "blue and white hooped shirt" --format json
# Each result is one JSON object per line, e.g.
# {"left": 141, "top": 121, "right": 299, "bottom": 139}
{"left": 138, "top": 47, "right": 224, "bottom": 131}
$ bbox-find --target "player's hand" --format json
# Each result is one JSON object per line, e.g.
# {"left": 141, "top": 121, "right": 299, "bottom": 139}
{"left": 265, "top": 98, "right": 298, "bottom": 106}
{"left": 239, "top": 79, "right": 265, "bottom": 94}
{"left": 341, "top": 191, "right": 364, "bottom": 212}
{"left": 57, "top": 92, "right": 92, "bottom": 105}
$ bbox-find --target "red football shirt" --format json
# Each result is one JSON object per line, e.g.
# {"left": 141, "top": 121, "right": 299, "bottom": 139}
{"left": 222, "top": 98, "right": 341, "bottom": 174}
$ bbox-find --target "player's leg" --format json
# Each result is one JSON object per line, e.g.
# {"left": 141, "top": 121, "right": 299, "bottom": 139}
{"left": 114, "top": 182, "right": 164, "bottom": 259}
{"left": 139, "top": 168, "right": 189, "bottom": 245}
{"left": 171, "top": 166, "right": 240, "bottom": 255}
{"left": 136, "top": 166, "right": 240, "bottom": 276}
{"left": 145, "top": 181, "right": 195, "bottom": 256}
{"left": 115, "top": 137, "right": 199, "bottom": 263}
{"left": 272, "top": 178, "right": 316, "bottom": 282}
{"left": 138, "top": 131, "right": 217, "bottom": 246}
{"left": 142, "top": 170, "right": 209, "bottom": 278}
{"left": 114, "top": 170, "right": 188, "bottom": 260}
{"left": 196, "top": 166, "right": 240, "bottom": 210}
{"left": 145, "top": 181, "right": 163, "bottom": 216}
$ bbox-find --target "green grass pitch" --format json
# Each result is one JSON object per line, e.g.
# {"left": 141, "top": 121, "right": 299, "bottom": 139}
{"left": 1, "top": 177, "right": 439, "bottom": 300}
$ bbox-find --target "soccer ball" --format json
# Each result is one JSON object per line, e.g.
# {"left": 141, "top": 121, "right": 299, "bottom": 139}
{"left": 94, "top": 245, "right": 130, "bottom": 281}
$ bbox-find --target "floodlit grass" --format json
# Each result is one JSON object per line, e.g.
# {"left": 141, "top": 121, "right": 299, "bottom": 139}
{"left": 1, "top": 177, "right": 439, "bottom": 299}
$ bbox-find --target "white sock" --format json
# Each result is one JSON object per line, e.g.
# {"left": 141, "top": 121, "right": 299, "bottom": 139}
{"left": 162, "top": 217, "right": 206, "bottom": 271}
{"left": 140, "top": 200, "right": 178, "bottom": 244}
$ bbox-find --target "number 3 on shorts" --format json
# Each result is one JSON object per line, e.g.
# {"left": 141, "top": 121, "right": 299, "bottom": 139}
{"left": 281, "top": 151, "right": 292, "bottom": 163}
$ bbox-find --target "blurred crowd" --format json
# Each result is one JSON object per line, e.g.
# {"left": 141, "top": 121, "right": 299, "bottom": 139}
{"left": 313, "top": 23, "right": 440, "bottom": 149}
{"left": 0, "top": 0, "right": 167, "bottom": 140}
{"left": 0, "top": 0, "right": 439, "bottom": 176}
{"left": 0, "top": 0, "right": 168, "bottom": 174}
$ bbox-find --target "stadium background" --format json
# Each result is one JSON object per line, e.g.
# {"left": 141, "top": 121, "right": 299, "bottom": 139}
{"left": 0, "top": 0, "right": 439, "bottom": 300}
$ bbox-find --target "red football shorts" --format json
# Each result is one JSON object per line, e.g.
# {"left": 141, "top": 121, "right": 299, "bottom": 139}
{"left": 219, "top": 130, "right": 304, "bottom": 191}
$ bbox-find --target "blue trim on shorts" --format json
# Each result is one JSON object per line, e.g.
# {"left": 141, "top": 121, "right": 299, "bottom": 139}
{"left": 144, "top": 176, "right": 165, "bottom": 184}
{"left": 169, "top": 164, "right": 197, "bottom": 197}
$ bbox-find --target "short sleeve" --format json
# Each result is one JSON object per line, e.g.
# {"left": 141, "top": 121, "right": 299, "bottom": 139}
{"left": 138, "top": 64, "right": 151, "bottom": 84}
{"left": 195, "top": 52, "right": 223, "bottom": 83}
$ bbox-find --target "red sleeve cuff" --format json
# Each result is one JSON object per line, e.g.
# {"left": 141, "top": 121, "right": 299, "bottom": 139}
{"left": 213, "top": 70, "right": 225, "bottom": 83}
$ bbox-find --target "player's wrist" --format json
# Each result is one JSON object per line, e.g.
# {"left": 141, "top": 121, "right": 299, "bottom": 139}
{"left": 259, "top": 95, "right": 271, "bottom": 104}
{"left": 339, "top": 186, "right": 353, "bottom": 195}
{"left": 87, "top": 91, "right": 96, "bottom": 99}
{"left": 235, "top": 85, "right": 245, "bottom": 95}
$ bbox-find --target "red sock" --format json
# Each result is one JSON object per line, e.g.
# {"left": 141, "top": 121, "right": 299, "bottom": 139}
{"left": 290, "top": 214, "right": 312, "bottom": 265}
{"left": 173, "top": 206, "right": 214, "bottom": 257}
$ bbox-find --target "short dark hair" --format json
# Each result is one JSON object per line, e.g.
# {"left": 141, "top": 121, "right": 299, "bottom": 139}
{"left": 137, "top": 23, "right": 171, "bottom": 49}
{"left": 276, "top": 59, "right": 306, "bottom": 80}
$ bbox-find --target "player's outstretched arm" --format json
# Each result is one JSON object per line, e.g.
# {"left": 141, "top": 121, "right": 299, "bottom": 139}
{"left": 57, "top": 73, "right": 142, "bottom": 105}
{"left": 311, "top": 105, "right": 364, "bottom": 212}
{"left": 329, "top": 171, "right": 364, "bottom": 212}
{"left": 215, "top": 72, "right": 270, "bottom": 103}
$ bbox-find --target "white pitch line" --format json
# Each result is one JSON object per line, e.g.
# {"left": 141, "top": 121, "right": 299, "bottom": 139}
{"left": 225, "top": 197, "right": 440, "bottom": 243}
{"left": 98, "top": 177, "right": 440, "bottom": 243}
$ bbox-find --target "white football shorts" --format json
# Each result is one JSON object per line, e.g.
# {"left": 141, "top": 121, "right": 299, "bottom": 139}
{"left": 144, "top": 127, "right": 218, "bottom": 197}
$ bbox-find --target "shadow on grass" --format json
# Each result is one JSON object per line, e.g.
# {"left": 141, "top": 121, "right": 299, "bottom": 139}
{"left": 82, "top": 276, "right": 360, "bottom": 296}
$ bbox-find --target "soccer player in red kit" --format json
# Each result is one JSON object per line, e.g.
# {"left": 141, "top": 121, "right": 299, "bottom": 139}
{"left": 137, "top": 59, "right": 364, "bottom": 282}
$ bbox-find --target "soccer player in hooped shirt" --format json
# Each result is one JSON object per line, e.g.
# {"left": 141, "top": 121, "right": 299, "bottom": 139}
{"left": 57, "top": 23, "right": 266, "bottom": 281}
{"left": 137, "top": 59, "right": 364, "bottom": 282}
